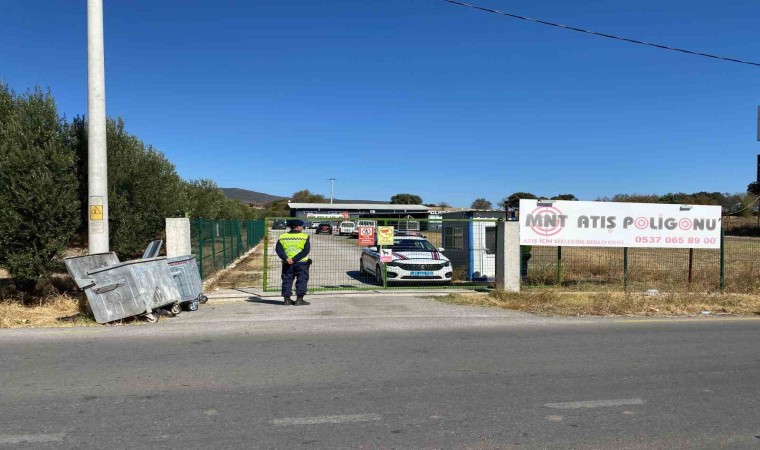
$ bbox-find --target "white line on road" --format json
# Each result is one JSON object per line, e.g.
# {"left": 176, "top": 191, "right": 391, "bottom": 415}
{"left": 272, "top": 413, "right": 382, "bottom": 426}
{"left": 544, "top": 398, "right": 645, "bottom": 409}
{"left": 0, "top": 433, "right": 66, "bottom": 444}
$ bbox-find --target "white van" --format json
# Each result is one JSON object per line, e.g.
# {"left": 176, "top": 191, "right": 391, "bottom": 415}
{"left": 338, "top": 221, "right": 356, "bottom": 236}
{"left": 351, "top": 220, "right": 377, "bottom": 237}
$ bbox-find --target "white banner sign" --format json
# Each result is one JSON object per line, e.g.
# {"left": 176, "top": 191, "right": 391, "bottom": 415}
{"left": 519, "top": 200, "right": 722, "bottom": 249}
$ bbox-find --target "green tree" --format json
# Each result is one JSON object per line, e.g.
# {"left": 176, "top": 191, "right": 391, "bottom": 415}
{"left": 606, "top": 193, "right": 660, "bottom": 203}
{"left": 470, "top": 198, "right": 493, "bottom": 209}
{"left": 747, "top": 182, "right": 760, "bottom": 196}
{"left": 500, "top": 192, "right": 538, "bottom": 210}
{"left": 185, "top": 179, "right": 228, "bottom": 219}
{"left": 0, "top": 85, "right": 80, "bottom": 288}
{"left": 103, "top": 118, "right": 186, "bottom": 258}
{"left": 550, "top": 194, "right": 578, "bottom": 201}
{"left": 390, "top": 193, "right": 423, "bottom": 204}
{"left": 291, "top": 189, "right": 326, "bottom": 203}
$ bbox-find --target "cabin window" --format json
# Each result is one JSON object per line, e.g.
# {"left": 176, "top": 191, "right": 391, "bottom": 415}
{"left": 444, "top": 225, "right": 463, "bottom": 250}
{"left": 485, "top": 226, "right": 497, "bottom": 254}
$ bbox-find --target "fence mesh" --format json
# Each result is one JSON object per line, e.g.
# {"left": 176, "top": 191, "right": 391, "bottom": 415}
{"left": 263, "top": 217, "right": 497, "bottom": 292}
{"left": 524, "top": 235, "right": 760, "bottom": 294}
{"left": 190, "top": 218, "right": 265, "bottom": 280}
{"left": 191, "top": 217, "right": 760, "bottom": 294}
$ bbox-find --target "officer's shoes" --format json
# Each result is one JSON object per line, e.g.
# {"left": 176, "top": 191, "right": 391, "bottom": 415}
{"left": 283, "top": 297, "right": 294, "bottom": 306}
{"left": 295, "top": 297, "right": 310, "bottom": 306}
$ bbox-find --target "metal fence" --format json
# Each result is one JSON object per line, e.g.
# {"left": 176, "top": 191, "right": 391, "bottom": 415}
{"left": 262, "top": 217, "right": 498, "bottom": 293}
{"left": 523, "top": 233, "right": 760, "bottom": 294}
{"left": 190, "top": 218, "right": 265, "bottom": 280}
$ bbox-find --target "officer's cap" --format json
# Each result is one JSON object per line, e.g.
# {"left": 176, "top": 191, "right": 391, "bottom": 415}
{"left": 287, "top": 219, "right": 305, "bottom": 228}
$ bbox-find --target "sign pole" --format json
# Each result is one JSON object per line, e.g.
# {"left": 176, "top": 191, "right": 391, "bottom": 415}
{"left": 87, "top": 0, "right": 109, "bottom": 254}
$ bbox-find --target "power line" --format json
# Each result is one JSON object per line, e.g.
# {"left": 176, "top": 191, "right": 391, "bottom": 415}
{"left": 726, "top": 195, "right": 760, "bottom": 215}
{"left": 442, "top": 0, "right": 760, "bottom": 68}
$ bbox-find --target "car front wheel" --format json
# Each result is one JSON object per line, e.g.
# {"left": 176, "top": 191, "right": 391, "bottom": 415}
{"left": 375, "top": 264, "right": 384, "bottom": 285}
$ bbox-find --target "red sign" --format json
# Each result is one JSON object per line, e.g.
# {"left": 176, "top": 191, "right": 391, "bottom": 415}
{"left": 357, "top": 226, "right": 375, "bottom": 246}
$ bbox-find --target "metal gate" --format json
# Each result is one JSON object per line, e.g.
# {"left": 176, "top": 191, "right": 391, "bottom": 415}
{"left": 262, "top": 217, "right": 499, "bottom": 293}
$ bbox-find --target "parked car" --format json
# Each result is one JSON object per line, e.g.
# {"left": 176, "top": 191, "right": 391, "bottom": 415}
{"left": 315, "top": 222, "right": 333, "bottom": 235}
{"left": 351, "top": 219, "right": 377, "bottom": 237}
{"left": 395, "top": 230, "right": 425, "bottom": 238}
{"left": 360, "top": 236, "right": 452, "bottom": 284}
{"left": 309, "top": 221, "right": 319, "bottom": 229}
{"left": 271, "top": 219, "right": 287, "bottom": 230}
{"left": 338, "top": 221, "right": 356, "bottom": 236}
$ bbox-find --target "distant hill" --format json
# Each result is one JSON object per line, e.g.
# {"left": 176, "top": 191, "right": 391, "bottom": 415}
{"left": 222, "top": 188, "right": 286, "bottom": 205}
{"left": 222, "top": 188, "right": 389, "bottom": 206}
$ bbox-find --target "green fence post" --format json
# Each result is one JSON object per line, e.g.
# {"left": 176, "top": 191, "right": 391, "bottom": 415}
{"left": 210, "top": 221, "right": 217, "bottom": 272}
{"left": 240, "top": 221, "right": 244, "bottom": 254}
{"left": 556, "top": 246, "right": 562, "bottom": 285}
{"left": 263, "top": 219, "right": 269, "bottom": 291}
{"left": 222, "top": 220, "right": 228, "bottom": 267}
{"left": 235, "top": 221, "right": 241, "bottom": 259}
{"left": 688, "top": 248, "right": 694, "bottom": 285}
{"left": 720, "top": 228, "right": 725, "bottom": 292}
{"left": 198, "top": 218, "right": 205, "bottom": 280}
{"left": 623, "top": 247, "right": 629, "bottom": 292}
{"left": 236, "top": 221, "right": 240, "bottom": 256}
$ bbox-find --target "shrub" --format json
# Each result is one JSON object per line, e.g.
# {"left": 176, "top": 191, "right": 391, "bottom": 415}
{"left": 67, "top": 117, "right": 187, "bottom": 258}
{"left": 0, "top": 85, "right": 80, "bottom": 288}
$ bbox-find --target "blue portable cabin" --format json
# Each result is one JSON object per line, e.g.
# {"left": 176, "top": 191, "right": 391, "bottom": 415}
{"left": 440, "top": 210, "right": 504, "bottom": 281}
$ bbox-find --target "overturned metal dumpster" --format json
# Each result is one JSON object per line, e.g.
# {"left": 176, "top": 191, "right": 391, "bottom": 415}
{"left": 167, "top": 255, "right": 207, "bottom": 311}
{"left": 64, "top": 253, "right": 182, "bottom": 324}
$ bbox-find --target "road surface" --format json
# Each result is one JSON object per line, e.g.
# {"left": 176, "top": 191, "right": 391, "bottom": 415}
{"left": 1, "top": 295, "right": 759, "bottom": 448}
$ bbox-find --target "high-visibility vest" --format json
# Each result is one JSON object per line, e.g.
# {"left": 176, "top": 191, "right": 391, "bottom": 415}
{"left": 278, "top": 232, "right": 309, "bottom": 261}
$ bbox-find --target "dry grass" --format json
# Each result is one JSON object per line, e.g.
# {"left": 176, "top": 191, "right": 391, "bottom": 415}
{"left": 208, "top": 244, "right": 265, "bottom": 289}
{"left": 0, "top": 294, "right": 96, "bottom": 328}
{"left": 435, "top": 290, "right": 760, "bottom": 317}
{"left": 527, "top": 237, "right": 760, "bottom": 293}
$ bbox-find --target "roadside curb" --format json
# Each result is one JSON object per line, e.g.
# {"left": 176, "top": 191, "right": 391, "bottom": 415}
{"left": 204, "top": 288, "right": 478, "bottom": 303}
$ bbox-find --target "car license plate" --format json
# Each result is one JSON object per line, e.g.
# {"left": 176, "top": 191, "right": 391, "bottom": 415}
{"left": 410, "top": 271, "right": 433, "bottom": 276}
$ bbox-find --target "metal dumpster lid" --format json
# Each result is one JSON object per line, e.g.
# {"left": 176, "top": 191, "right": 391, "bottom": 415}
{"left": 63, "top": 253, "right": 121, "bottom": 289}
{"left": 86, "top": 256, "right": 168, "bottom": 275}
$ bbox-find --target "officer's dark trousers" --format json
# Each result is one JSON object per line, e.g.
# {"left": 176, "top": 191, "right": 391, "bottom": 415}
{"left": 281, "top": 261, "right": 310, "bottom": 298}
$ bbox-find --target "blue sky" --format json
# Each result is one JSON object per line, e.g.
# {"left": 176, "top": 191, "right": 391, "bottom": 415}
{"left": 2, "top": 1, "right": 758, "bottom": 207}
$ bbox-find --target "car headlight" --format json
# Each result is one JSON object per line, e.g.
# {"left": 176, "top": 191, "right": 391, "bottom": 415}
{"left": 386, "top": 262, "right": 400, "bottom": 267}
{"left": 442, "top": 261, "right": 451, "bottom": 267}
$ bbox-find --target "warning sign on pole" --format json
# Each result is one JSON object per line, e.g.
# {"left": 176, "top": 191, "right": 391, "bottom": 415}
{"left": 90, "top": 205, "right": 103, "bottom": 220}
{"left": 377, "top": 226, "right": 394, "bottom": 246}
{"left": 357, "top": 226, "right": 375, "bottom": 246}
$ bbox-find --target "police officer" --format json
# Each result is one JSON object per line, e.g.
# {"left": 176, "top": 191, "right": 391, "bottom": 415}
{"left": 275, "top": 219, "right": 311, "bottom": 305}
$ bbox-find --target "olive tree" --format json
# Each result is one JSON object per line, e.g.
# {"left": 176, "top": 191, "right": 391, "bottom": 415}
{"left": 0, "top": 85, "right": 80, "bottom": 288}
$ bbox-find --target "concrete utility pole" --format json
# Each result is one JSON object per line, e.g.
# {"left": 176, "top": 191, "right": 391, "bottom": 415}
{"left": 328, "top": 178, "right": 336, "bottom": 204}
{"left": 87, "top": 0, "right": 109, "bottom": 253}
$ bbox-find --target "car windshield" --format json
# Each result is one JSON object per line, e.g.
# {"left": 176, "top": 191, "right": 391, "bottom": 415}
{"left": 390, "top": 239, "right": 436, "bottom": 251}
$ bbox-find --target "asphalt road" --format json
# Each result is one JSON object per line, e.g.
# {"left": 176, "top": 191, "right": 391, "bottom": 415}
{"left": 1, "top": 295, "right": 759, "bottom": 449}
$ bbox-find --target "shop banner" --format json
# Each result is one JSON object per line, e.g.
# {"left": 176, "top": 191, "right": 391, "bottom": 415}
{"left": 519, "top": 199, "right": 721, "bottom": 249}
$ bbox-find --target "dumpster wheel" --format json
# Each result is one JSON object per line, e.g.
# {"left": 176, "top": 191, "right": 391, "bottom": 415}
{"left": 186, "top": 300, "right": 200, "bottom": 312}
{"left": 199, "top": 294, "right": 208, "bottom": 304}
{"left": 169, "top": 303, "right": 182, "bottom": 316}
{"left": 144, "top": 313, "right": 160, "bottom": 323}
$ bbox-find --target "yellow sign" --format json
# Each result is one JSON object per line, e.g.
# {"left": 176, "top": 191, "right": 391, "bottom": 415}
{"left": 377, "top": 226, "right": 394, "bottom": 246}
{"left": 90, "top": 205, "right": 103, "bottom": 220}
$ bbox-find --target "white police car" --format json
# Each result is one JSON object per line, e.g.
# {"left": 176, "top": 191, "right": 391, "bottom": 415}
{"left": 360, "top": 236, "right": 453, "bottom": 284}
